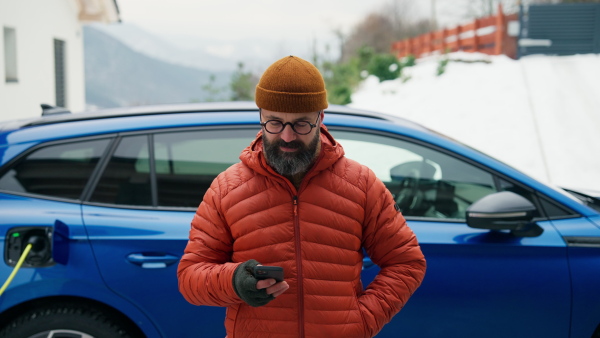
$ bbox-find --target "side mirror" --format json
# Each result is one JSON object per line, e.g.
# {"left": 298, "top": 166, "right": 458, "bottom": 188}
{"left": 466, "top": 191, "right": 543, "bottom": 237}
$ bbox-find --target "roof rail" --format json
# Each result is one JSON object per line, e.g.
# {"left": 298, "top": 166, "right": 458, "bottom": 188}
{"left": 41, "top": 103, "right": 71, "bottom": 116}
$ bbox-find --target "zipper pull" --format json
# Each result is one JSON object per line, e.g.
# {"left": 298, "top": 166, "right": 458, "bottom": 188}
{"left": 293, "top": 196, "right": 298, "bottom": 216}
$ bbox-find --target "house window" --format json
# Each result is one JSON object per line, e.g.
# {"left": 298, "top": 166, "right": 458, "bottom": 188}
{"left": 54, "top": 39, "right": 66, "bottom": 107}
{"left": 3, "top": 27, "right": 18, "bottom": 83}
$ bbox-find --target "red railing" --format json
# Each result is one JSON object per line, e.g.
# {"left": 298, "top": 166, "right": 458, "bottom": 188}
{"left": 391, "top": 4, "right": 518, "bottom": 59}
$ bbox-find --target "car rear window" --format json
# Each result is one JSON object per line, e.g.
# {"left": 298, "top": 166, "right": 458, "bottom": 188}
{"left": 0, "top": 139, "right": 111, "bottom": 199}
{"left": 87, "top": 128, "right": 255, "bottom": 208}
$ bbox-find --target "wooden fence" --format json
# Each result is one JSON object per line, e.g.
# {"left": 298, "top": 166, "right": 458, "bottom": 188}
{"left": 391, "top": 4, "right": 518, "bottom": 59}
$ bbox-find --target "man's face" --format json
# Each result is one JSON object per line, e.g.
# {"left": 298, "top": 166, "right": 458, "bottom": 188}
{"left": 260, "top": 109, "right": 323, "bottom": 176}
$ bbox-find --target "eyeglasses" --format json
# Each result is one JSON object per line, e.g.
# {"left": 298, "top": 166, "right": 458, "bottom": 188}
{"left": 260, "top": 112, "right": 321, "bottom": 135}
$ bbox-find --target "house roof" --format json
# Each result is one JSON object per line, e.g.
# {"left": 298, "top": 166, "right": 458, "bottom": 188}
{"left": 77, "top": 0, "right": 121, "bottom": 23}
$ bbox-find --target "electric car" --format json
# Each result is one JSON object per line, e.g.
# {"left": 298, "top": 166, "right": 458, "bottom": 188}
{"left": 0, "top": 102, "right": 599, "bottom": 338}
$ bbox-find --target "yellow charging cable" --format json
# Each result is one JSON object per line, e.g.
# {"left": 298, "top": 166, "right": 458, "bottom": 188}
{"left": 0, "top": 243, "right": 33, "bottom": 296}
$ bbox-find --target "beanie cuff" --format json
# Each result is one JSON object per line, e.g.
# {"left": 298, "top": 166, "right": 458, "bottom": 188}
{"left": 256, "top": 86, "right": 328, "bottom": 113}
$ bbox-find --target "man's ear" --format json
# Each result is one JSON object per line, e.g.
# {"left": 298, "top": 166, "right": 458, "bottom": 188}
{"left": 320, "top": 110, "right": 325, "bottom": 124}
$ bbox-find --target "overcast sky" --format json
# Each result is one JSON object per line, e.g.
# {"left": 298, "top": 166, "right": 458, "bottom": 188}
{"left": 114, "top": 0, "right": 524, "bottom": 41}
{"left": 108, "top": 1, "right": 521, "bottom": 71}
{"left": 110, "top": 1, "right": 427, "bottom": 69}
{"left": 115, "top": 0, "right": 428, "bottom": 42}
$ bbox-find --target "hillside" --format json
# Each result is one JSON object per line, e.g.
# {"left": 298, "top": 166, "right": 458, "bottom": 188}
{"left": 350, "top": 52, "right": 600, "bottom": 192}
{"left": 83, "top": 26, "right": 231, "bottom": 109}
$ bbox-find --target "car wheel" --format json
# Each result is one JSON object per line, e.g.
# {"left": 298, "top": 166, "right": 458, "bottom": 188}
{"left": 0, "top": 302, "right": 139, "bottom": 338}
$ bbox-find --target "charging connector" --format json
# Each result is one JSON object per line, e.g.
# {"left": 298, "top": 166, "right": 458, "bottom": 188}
{"left": 0, "top": 242, "right": 33, "bottom": 296}
{"left": 27, "top": 235, "right": 46, "bottom": 252}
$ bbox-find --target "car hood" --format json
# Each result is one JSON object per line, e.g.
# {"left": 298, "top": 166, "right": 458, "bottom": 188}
{"left": 562, "top": 187, "right": 600, "bottom": 214}
{"left": 568, "top": 188, "right": 600, "bottom": 199}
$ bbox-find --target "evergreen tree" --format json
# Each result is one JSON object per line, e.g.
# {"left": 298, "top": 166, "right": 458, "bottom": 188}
{"left": 230, "top": 62, "right": 257, "bottom": 101}
{"left": 201, "top": 74, "right": 225, "bottom": 102}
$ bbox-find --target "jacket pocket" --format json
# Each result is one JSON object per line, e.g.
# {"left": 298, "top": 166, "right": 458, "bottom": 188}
{"left": 350, "top": 283, "right": 369, "bottom": 338}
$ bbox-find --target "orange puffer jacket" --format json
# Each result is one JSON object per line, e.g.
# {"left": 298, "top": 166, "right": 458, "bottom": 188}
{"left": 178, "top": 126, "right": 426, "bottom": 338}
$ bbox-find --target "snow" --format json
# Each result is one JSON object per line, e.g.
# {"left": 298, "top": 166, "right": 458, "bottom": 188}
{"left": 349, "top": 52, "right": 600, "bottom": 192}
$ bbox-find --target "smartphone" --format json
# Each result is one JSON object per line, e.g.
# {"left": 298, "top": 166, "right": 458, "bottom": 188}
{"left": 253, "top": 265, "right": 284, "bottom": 283}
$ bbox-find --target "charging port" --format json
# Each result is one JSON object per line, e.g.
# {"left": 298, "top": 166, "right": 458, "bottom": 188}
{"left": 5, "top": 227, "right": 54, "bottom": 268}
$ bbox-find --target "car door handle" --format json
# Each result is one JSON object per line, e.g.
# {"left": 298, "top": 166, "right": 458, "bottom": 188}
{"left": 362, "top": 257, "right": 375, "bottom": 270}
{"left": 127, "top": 253, "right": 179, "bottom": 269}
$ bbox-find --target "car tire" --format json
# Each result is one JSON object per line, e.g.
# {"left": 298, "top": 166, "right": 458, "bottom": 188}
{"left": 0, "top": 301, "right": 139, "bottom": 338}
{"left": 594, "top": 323, "right": 600, "bottom": 338}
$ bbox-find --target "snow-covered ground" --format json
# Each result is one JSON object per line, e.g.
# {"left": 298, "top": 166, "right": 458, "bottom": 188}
{"left": 350, "top": 52, "right": 600, "bottom": 192}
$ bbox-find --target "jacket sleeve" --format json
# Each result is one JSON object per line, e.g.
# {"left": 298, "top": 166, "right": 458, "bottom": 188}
{"left": 358, "top": 168, "right": 427, "bottom": 337}
{"left": 177, "top": 176, "right": 242, "bottom": 306}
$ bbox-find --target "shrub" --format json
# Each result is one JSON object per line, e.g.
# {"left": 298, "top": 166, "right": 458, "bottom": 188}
{"left": 436, "top": 51, "right": 450, "bottom": 76}
{"left": 330, "top": 84, "right": 353, "bottom": 105}
{"left": 322, "top": 59, "right": 362, "bottom": 105}
{"left": 367, "top": 53, "right": 401, "bottom": 82}
{"left": 401, "top": 54, "right": 416, "bottom": 67}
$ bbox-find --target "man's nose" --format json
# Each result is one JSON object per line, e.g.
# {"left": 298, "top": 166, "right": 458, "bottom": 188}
{"left": 280, "top": 124, "right": 297, "bottom": 142}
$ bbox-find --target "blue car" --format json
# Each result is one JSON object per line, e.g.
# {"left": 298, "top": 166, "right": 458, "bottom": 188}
{"left": 0, "top": 102, "right": 599, "bottom": 338}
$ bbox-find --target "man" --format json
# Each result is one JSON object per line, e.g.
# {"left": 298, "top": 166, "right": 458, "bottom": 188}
{"left": 178, "top": 56, "right": 426, "bottom": 337}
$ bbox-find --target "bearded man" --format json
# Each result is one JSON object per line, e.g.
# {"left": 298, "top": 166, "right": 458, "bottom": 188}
{"left": 178, "top": 55, "right": 426, "bottom": 338}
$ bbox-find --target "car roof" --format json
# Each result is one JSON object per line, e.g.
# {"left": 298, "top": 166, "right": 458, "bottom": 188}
{"left": 0, "top": 101, "right": 427, "bottom": 132}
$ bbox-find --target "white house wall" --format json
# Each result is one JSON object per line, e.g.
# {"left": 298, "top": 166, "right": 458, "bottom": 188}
{"left": 0, "top": 0, "right": 85, "bottom": 122}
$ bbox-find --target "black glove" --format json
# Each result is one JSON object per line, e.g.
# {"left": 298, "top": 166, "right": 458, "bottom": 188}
{"left": 233, "top": 259, "right": 274, "bottom": 307}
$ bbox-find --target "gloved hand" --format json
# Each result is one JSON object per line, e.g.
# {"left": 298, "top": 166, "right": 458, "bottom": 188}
{"left": 233, "top": 259, "right": 274, "bottom": 307}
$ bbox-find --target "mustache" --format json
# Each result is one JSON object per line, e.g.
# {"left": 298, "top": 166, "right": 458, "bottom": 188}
{"left": 273, "top": 139, "right": 304, "bottom": 149}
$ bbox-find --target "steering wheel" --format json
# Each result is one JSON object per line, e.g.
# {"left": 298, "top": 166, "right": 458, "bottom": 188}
{"left": 395, "top": 168, "right": 423, "bottom": 214}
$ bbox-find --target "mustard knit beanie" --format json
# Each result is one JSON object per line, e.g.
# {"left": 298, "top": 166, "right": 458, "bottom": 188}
{"left": 255, "top": 56, "right": 328, "bottom": 113}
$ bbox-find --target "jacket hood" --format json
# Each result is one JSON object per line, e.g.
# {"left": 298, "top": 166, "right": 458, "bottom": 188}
{"left": 239, "top": 124, "right": 345, "bottom": 180}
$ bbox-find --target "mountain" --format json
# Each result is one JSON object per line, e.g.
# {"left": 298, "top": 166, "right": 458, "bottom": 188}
{"left": 83, "top": 25, "right": 232, "bottom": 109}
{"left": 88, "top": 23, "right": 240, "bottom": 72}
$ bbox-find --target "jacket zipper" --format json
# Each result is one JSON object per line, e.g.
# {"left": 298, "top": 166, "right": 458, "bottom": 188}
{"left": 283, "top": 149, "right": 325, "bottom": 338}
{"left": 293, "top": 195, "right": 305, "bottom": 338}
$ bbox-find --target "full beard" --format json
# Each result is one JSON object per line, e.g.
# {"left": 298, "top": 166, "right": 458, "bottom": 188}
{"left": 263, "top": 130, "right": 320, "bottom": 177}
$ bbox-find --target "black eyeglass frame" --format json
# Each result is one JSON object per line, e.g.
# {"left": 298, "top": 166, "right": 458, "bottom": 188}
{"left": 259, "top": 110, "right": 322, "bottom": 135}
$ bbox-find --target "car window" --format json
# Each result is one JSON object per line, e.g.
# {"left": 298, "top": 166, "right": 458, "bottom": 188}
{"left": 153, "top": 129, "right": 254, "bottom": 207}
{"left": 90, "top": 135, "right": 151, "bottom": 206}
{"left": 0, "top": 139, "right": 111, "bottom": 199}
{"left": 330, "top": 130, "right": 498, "bottom": 219}
{"left": 88, "top": 129, "right": 255, "bottom": 208}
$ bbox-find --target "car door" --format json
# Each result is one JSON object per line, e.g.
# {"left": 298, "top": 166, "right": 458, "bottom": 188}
{"left": 81, "top": 128, "right": 256, "bottom": 338}
{"left": 0, "top": 138, "right": 112, "bottom": 299}
{"left": 329, "top": 128, "right": 572, "bottom": 338}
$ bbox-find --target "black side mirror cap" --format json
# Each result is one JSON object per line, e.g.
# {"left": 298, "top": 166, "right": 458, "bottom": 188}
{"left": 466, "top": 191, "right": 543, "bottom": 237}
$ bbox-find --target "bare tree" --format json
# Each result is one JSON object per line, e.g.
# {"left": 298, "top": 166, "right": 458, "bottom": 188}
{"left": 382, "top": 0, "right": 418, "bottom": 38}
{"left": 331, "top": 27, "right": 346, "bottom": 63}
{"left": 340, "top": 0, "right": 435, "bottom": 62}
{"left": 341, "top": 13, "right": 395, "bottom": 62}
{"left": 424, "top": 0, "right": 521, "bottom": 27}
